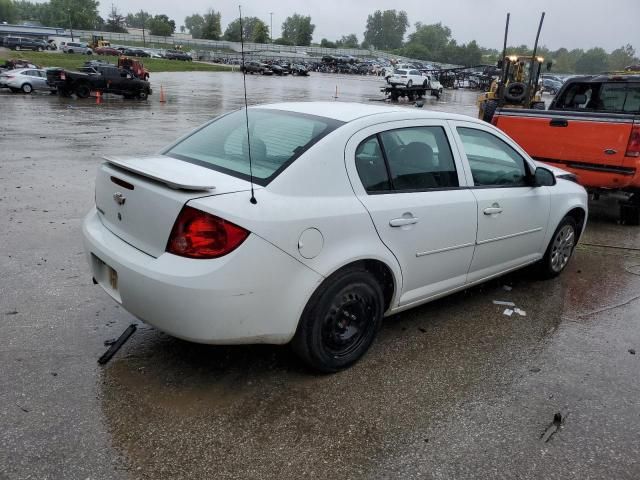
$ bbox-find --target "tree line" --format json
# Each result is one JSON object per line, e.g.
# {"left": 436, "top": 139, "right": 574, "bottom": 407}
{"left": 0, "top": 1, "right": 637, "bottom": 72}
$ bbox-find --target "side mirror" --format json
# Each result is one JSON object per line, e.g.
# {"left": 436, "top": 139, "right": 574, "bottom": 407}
{"left": 533, "top": 167, "right": 556, "bottom": 187}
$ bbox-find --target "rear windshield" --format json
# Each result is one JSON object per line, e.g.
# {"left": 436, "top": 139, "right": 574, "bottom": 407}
{"left": 165, "top": 109, "right": 343, "bottom": 185}
{"left": 555, "top": 81, "right": 640, "bottom": 112}
{"left": 394, "top": 69, "right": 407, "bottom": 75}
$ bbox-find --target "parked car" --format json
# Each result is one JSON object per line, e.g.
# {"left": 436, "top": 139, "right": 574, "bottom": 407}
{"left": 61, "top": 42, "right": 93, "bottom": 55}
{"left": 492, "top": 73, "right": 640, "bottom": 223}
{"left": 541, "top": 78, "right": 563, "bottom": 95}
{"left": 95, "top": 47, "right": 121, "bottom": 56}
{"left": 240, "top": 61, "right": 272, "bottom": 75}
{"left": 2, "top": 36, "right": 47, "bottom": 51}
{"left": 83, "top": 102, "right": 587, "bottom": 372}
{"left": 47, "top": 65, "right": 152, "bottom": 99}
{"left": 270, "top": 64, "right": 289, "bottom": 76}
{"left": 290, "top": 64, "right": 309, "bottom": 76}
{"left": 388, "top": 68, "right": 428, "bottom": 88}
{"left": 423, "top": 74, "right": 444, "bottom": 98}
{"left": 0, "top": 68, "right": 55, "bottom": 93}
{"left": 165, "top": 50, "right": 192, "bottom": 61}
{"left": 122, "top": 48, "right": 150, "bottom": 58}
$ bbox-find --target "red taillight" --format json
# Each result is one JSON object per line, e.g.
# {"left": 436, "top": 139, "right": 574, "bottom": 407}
{"left": 166, "top": 206, "right": 249, "bottom": 259}
{"left": 60, "top": 72, "right": 66, "bottom": 80}
{"left": 626, "top": 125, "right": 640, "bottom": 158}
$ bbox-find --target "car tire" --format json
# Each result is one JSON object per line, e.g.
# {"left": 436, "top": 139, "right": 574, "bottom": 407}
{"left": 21, "top": 83, "right": 33, "bottom": 94}
{"left": 481, "top": 99, "right": 498, "bottom": 123}
{"left": 406, "top": 80, "right": 413, "bottom": 88}
{"left": 75, "top": 83, "right": 91, "bottom": 99}
{"left": 137, "top": 91, "right": 148, "bottom": 100}
{"left": 37, "top": 46, "right": 44, "bottom": 52}
{"left": 539, "top": 216, "right": 578, "bottom": 278}
{"left": 68, "top": 49, "right": 74, "bottom": 54}
{"left": 292, "top": 267, "right": 384, "bottom": 373}
{"left": 504, "top": 81, "right": 527, "bottom": 103}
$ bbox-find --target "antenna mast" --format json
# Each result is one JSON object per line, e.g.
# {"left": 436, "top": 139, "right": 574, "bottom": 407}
{"left": 239, "top": 5, "right": 257, "bottom": 204}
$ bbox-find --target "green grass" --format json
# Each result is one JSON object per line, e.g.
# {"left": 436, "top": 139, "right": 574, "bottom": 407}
{"left": 0, "top": 51, "right": 233, "bottom": 73}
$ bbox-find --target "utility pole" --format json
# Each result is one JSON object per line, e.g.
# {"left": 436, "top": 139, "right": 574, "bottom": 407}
{"left": 269, "top": 12, "right": 273, "bottom": 43}
{"left": 68, "top": 9, "right": 74, "bottom": 41}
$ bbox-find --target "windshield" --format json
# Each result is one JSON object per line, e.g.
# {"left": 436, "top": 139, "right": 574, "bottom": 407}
{"left": 165, "top": 109, "right": 343, "bottom": 185}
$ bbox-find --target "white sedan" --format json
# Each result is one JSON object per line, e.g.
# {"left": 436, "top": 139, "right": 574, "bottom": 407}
{"left": 388, "top": 68, "right": 428, "bottom": 88}
{"left": 83, "top": 103, "right": 587, "bottom": 372}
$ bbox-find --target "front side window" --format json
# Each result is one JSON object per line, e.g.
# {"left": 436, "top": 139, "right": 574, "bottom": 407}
{"left": 457, "top": 127, "right": 529, "bottom": 187}
{"left": 166, "top": 109, "right": 342, "bottom": 185}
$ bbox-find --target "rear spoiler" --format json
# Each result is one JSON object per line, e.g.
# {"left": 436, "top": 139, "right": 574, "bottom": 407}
{"left": 103, "top": 155, "right": 216, "bottom": 191}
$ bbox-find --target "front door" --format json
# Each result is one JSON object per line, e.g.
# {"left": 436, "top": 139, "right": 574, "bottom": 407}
{"left": 345, "top": 120, "right": 477, "bottom": 307}
{"left": 452, "top": 121, "right": 550, "bottom": 282}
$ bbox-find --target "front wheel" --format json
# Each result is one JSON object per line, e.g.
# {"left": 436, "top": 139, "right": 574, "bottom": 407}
{"left": 292, "top": 268, "right": 384, "bottom": 372}
{"left": 539, "top": 216, "right": 578, "bottom": 278}
{"left": 21, "top": 83, "right": 33, "bottom": 94}
{"left": 137, "top": 90, "right": 148, "bottom": 100}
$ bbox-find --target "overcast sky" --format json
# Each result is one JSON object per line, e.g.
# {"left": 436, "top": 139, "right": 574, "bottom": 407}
{"left": 103, "top": 0, "right": 639, "bottom": 52}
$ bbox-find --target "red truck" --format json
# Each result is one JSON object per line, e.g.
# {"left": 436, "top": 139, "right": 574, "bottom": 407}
{"left": 492, "top": 73, "right": 640, "bottom": 223}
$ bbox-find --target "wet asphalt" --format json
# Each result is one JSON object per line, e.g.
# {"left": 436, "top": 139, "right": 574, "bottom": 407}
{"left": 1, "top": 72, "right": 639, "bottom": 480}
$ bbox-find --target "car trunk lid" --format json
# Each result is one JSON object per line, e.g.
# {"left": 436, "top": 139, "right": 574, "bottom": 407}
{"left": 95, "top": 155, "right": 252, "bottom": 257}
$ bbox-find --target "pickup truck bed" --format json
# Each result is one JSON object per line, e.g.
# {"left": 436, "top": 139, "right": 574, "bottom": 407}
{"left": 494, "top": 108, "right": 640, "bottom": 190}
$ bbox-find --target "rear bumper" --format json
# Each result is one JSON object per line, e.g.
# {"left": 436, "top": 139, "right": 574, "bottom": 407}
{"left": 82, "top": 208, "right": 323, "bottom": 344}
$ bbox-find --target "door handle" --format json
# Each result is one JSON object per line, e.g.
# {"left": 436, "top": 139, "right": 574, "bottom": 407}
{"left": 389, "top": 216, "right": 419, "bottom": 227}
{"left": 483, "top": 207, "right": 503, "bottom": 215}
{"left": 549, "top": 119, "right": 568, "bottom": 127}
{"left": 604, "top": 148, "right": 617, "bottom": 155}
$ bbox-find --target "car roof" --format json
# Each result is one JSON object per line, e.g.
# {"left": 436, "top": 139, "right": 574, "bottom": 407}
{"left": 253, "top": 102, "right": 476, "bottom": 123}
{"left": 566, "top": 74, "right": 640, "bottom": 83}
{"left": 9, "top": 68, "right": 43, "bottom": 73}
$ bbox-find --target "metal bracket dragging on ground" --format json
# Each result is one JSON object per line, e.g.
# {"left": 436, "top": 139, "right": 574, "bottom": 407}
{"left": 98, "top": 324, "right": 137, "bottom": 365}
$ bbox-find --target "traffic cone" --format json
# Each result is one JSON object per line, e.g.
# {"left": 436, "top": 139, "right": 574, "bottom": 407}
{"left": 159, "top": 85, "right": 166, "bottom": 103}
{"left": 95, "top": 90, "right": 102, "bottom": 104}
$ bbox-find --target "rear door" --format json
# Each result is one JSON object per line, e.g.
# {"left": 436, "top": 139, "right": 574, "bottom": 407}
{"left": 451, "top": 121, "right": 550, "bottom": 282}
{"left": 345, "top": 120, "right": 477, "bottom": 306}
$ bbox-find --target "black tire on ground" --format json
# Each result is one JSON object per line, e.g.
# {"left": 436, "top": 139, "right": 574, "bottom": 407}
{"left": 67, "top": 49, "right": 74, "bottom": 54}
{"left": 538, "top": 216, "right": 578, "bottom": 279}
{"left": 75, "top": 83, "right": 91, "bottom": 99}
{"left": 137, "top": 90, "right": 148, "bottom": 100}
{"left": 291, "top": 267, "right": 384, "bottom": 373}
{"left": 21, "top": 83, "right": 32, "bottom": 94}
{"left": 481, "top": 99, "right": 499, "bottom": 123}
{"left": 504, "top": 82, "right": 527, "bottom": 103}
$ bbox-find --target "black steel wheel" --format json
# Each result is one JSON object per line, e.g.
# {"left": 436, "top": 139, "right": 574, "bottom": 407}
{"left": 292, "top": 268, "right": 384, "bottom": 372}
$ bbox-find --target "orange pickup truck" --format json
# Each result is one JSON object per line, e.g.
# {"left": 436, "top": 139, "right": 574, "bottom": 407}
{"left": 493, "top": 74, "right": 640, "bottom": 223}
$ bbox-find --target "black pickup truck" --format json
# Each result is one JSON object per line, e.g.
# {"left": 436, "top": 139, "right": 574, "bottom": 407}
{"left": 47, "top": 65, "right": 152, "bottom": 99}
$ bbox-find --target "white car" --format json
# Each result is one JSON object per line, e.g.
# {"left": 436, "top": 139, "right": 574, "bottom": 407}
{"left": 388, "top": 68, "right": 428, "bottom": 88}
{"left": 83, "top": 103, "right": 587, "bottom": 372}
{"left": 0, "top": 68, "right": 54, "bottom": 93}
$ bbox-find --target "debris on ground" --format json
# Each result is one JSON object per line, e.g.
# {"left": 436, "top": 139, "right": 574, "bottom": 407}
{"left": 629, "top": 349, "right": 636, "bottom": 355}
{"left": 514, "top": 308, "right": 527, "bottom": 317}
{"left": 504, "top": 308, "right": 514, "bottom": 316}
{"left": 98, "top": 324, "right": 137, "bottom": 365}
{"left": 16, "top": 403, "right": 29, "bottom": 413}
{"left": 541, "top": 412, "right": 564, "bottom": 442}
{"left": 493, "top": 300, "right": 516, "bottom": 307}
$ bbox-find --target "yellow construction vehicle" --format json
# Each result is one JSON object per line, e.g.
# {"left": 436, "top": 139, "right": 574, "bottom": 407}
{"left": 478, "top": 12, "right": 548, "bottom": 122}
{"left": 89, "top": 35, "right": 111, "bottom": 49}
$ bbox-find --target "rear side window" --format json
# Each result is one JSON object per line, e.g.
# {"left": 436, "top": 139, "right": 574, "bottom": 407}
{"left": 166, "top": 109, "right": 342, "bottom": 185}
{"left": 355, "top": 126, "right": 459, "bottom": 193}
